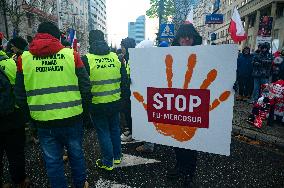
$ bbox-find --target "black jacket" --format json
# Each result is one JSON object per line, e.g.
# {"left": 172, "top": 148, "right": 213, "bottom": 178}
{"left": 81, "top": 40, "right": 129, "bottom": 116}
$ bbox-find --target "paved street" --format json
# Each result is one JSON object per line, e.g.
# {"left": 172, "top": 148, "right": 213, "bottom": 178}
{"left": 3, "top": 127, "right": 284, "bottom": 187}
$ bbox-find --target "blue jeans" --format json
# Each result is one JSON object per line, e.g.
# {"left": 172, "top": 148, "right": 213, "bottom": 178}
{"left": 38, "top": 122, "right": 86, "bottom": 188}
{"left": 251, "top": 78, "right": 269, "bottom": 102}
{"left": 93, "top": 113, "right": 121, "bottom": 167}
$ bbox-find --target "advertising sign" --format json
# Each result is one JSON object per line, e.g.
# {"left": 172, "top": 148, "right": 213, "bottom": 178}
{"left": 129, "top": 45, "right": 238, "bottom": 156}
{"left": 205, "top": 14, "right": 224, "bottom": 24}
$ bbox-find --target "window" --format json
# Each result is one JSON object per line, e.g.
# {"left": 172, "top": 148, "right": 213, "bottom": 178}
{"left": 276, "top": 4, "right": 284, "bottom": 18}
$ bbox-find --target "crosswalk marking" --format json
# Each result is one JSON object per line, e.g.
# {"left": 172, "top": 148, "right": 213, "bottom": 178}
{"left": 115, "top": 154, "right": 160, "bottom": 168}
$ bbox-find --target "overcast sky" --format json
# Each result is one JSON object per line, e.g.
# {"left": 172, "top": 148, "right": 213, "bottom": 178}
{"left": 106, "top": 0, "right": 158, "bottom": 48}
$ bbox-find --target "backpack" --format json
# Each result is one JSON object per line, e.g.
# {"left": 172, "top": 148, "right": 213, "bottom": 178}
{"left": 0, "top": 68, "right": 14, "bottom": 116}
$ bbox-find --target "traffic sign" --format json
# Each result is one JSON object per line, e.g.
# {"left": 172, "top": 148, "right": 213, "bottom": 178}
{"left": 205, "top": 14, "right": 224, "bottom": 24}
{"left": 160, "top": 24, "right": 175, "bottom": 38}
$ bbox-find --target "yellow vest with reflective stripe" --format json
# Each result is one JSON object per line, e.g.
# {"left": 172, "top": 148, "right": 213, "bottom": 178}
{"left": 126, "top": 61, "right": 130, "bottom": 77}
{"left": 21, "top": 48, "right": 83, "bottom": 121}
{"left": 86, "top": 52, "right": 121, "bottom": 104}
{"left": 0, "top": 58, "right": 16, "bottom": 85}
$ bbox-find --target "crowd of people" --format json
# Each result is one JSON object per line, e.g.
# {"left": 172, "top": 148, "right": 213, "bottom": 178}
{"left": 236, "top": 42, "right": 284, "bottom": 127}
{"left": 0, "top": 22, "right": 202, "bottom": 188}
{"left": 1, "top": 19, "right": 283, "bottom": 188}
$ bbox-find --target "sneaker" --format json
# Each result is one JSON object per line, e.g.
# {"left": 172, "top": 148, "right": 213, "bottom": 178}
{"left": 114, "top": 156, "right": 123, "bottom": 165}
{"left": 136, "top": 145, "right": 153, "bottom": 153}
{"left": 96, "top": 159, "right": 113, "bottom": 171}
{"left": 121, "top": 131, "right": 132, "bottom": 142}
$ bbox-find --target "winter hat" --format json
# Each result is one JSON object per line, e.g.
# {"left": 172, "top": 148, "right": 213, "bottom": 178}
{"left": 37, "top": 22, "right": 61, "bottom": 39}
{"left": 89, "top": 30, "right": 104, "bottom": 44}
{"left": 10, "top": 37, "right": 28, "bottom": 51}
{"left": 120, "top": 37, "right": 136, "bottom": 49}
{"left": 159, "top": 41, "right": 169, "bottom": 47}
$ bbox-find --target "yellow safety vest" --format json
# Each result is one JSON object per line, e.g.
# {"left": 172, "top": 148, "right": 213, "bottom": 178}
{"left": 0, "top": 58, "right": 16, "bottom": 85}
{"left": 126, "top": 61, "right": 130, "bottom": 77}
{"left": 21, "top": 48, "right": 83, "bottom": 121}
{"left": 86, "top": 52, "right": 121, "bottom": 104}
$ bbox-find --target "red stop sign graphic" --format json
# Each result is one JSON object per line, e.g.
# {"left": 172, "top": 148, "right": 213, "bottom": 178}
{"left": 147, "top": 87, "right": 210, "bottom": 128}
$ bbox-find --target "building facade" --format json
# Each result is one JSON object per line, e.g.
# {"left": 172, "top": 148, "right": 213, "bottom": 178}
{"left": 0, "top": 0, "right": 57, "bottom": 40}
{"left": 208, "top": 0, "right": 284, "bottom": 51}
{"left": 128, "top": 15, "right": 145, "bottom": 44}
{"left": 88, "top": 0, "right": 107, "bottom": 36}
{"left": 58, "top": 0, "right": 89, "bottom": 53}
{"left": 193, "top": 0, "right": 215, "bottom": 44}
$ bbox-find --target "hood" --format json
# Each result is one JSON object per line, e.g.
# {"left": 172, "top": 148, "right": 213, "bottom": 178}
{"left": 89, "top": 40, "right": 110, "bottom": 55}
{"left": 29, "top": 33, "right": 64, "bottom": 57}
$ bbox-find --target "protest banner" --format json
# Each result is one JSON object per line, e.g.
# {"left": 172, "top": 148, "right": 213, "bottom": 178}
{"left": 129, "top": 45, "right": 238, "bottom": 156}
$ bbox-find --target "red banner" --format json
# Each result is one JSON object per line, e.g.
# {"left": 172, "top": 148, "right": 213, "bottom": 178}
{"left": 147, "top": 87, "right": 210, "bottom": 128}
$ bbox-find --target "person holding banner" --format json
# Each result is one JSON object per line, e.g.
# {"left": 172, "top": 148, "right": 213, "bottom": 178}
{"left": 166, "top": 24, "right": 202, "bottom": 187}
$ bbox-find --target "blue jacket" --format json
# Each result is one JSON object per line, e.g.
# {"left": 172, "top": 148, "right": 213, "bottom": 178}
{"left": 237, "top": 53, "right": 253, "bottom": 77}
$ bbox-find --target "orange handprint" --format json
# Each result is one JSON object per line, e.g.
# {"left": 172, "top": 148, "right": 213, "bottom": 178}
{"left": 133, "top": 54, "right": 231, "bottom": 142}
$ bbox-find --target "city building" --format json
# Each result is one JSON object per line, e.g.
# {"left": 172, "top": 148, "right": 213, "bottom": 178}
{"left": 193, "top": 0, "right": 215, "bottom": 44}
{"left": 0, "top": 0, "right": 57, "bottom": 40}
{"left": 128, "top": 15, "right": 146, "bottom": 44}
{"left": 58, "top": 0, "right": 89, "bottom": 53}
{"left": 88, "top": 0, "right": 107, "bottom": 36}
{"left": 209, "top": 0, "right": 284, "bottom": 51}
{"left": 128, "top": 22, "right": 136, "bottom": 39}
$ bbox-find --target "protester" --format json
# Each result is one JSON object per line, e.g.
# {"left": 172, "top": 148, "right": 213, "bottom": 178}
{"left": 120, "top": 37, "right": 136, "bottom": 142}
{"left": 81, "top": 29, "right": 128, "bottom": 170}
{"left": 0, "top": 40, "right": 30, "bottom": 188}
{"left": 166, "top": 23, "right": 202, "bottom": 187}
{"left": 236, "top": 46, "right": 253, "bottom": 101}
{"left": 14, "top": 22, "right": 91, "bottom": 188}
{"left": 9, "top": 36, "right": 28, "bottom": 61}
{"left": 251, "top": 42, "right": 273, "bottom": 103}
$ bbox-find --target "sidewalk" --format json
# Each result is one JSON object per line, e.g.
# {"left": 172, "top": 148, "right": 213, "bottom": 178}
{"left": 232, "top": 100, "right": 284, "bottom": 148}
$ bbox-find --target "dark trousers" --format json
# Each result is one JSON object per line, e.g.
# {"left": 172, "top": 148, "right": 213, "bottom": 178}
{"left": 122, "top": 98, "right": 132, "bottom": 132}
{"left": 174, "top": 148, "right": 197, "bottom": 178}
{"left": 0, "top": 127, "right": 26, "bottom": 185}
{"left": 238, "top": 76, "right": 252, "bottom": 97}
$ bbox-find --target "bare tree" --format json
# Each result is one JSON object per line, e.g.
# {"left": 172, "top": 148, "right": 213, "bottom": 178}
{"left": 2, "top": 0, "right": 57, "bottom": 36}
{"left": 173, "top": 0, "right": 196, "bottom": 30}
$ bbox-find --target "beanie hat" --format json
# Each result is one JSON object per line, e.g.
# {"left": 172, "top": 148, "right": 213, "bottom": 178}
{"left": 10, "top": 37, "right": 28, "bottom": 51}
{"left": 37, "top": 22, "right": 60, "bottom": 39}
{"left": 120, "top": 37, "right": 136, "bottom": 49}
{"left": 89, "top": 30, "right": 104, "bottom": 44}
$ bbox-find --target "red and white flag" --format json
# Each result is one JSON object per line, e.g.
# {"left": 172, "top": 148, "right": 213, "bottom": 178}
{"left": 229, "top": 7, "right": 247, "bottom": 43}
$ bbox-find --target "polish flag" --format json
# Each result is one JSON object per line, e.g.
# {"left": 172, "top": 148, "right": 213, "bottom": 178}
{"left": 72, "top": 31, "right": 78, "bottom": 51}
{"left": 229, "top": 7, "right": 247, "bottom": 43}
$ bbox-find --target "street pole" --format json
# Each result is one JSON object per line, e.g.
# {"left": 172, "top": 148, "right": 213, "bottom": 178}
{"left": 158, "top": 0, "right": 165, "bottom": 43}
{"left": 56, "top": 0, "right": 61, "bottom": 30}
{"left": 1, "top": 0, "right": 9, "bottom": 39}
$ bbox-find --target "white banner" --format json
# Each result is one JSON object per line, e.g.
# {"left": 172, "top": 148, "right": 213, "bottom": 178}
{"left": 129, "top": 45, "right": 238, "bottom": 156}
